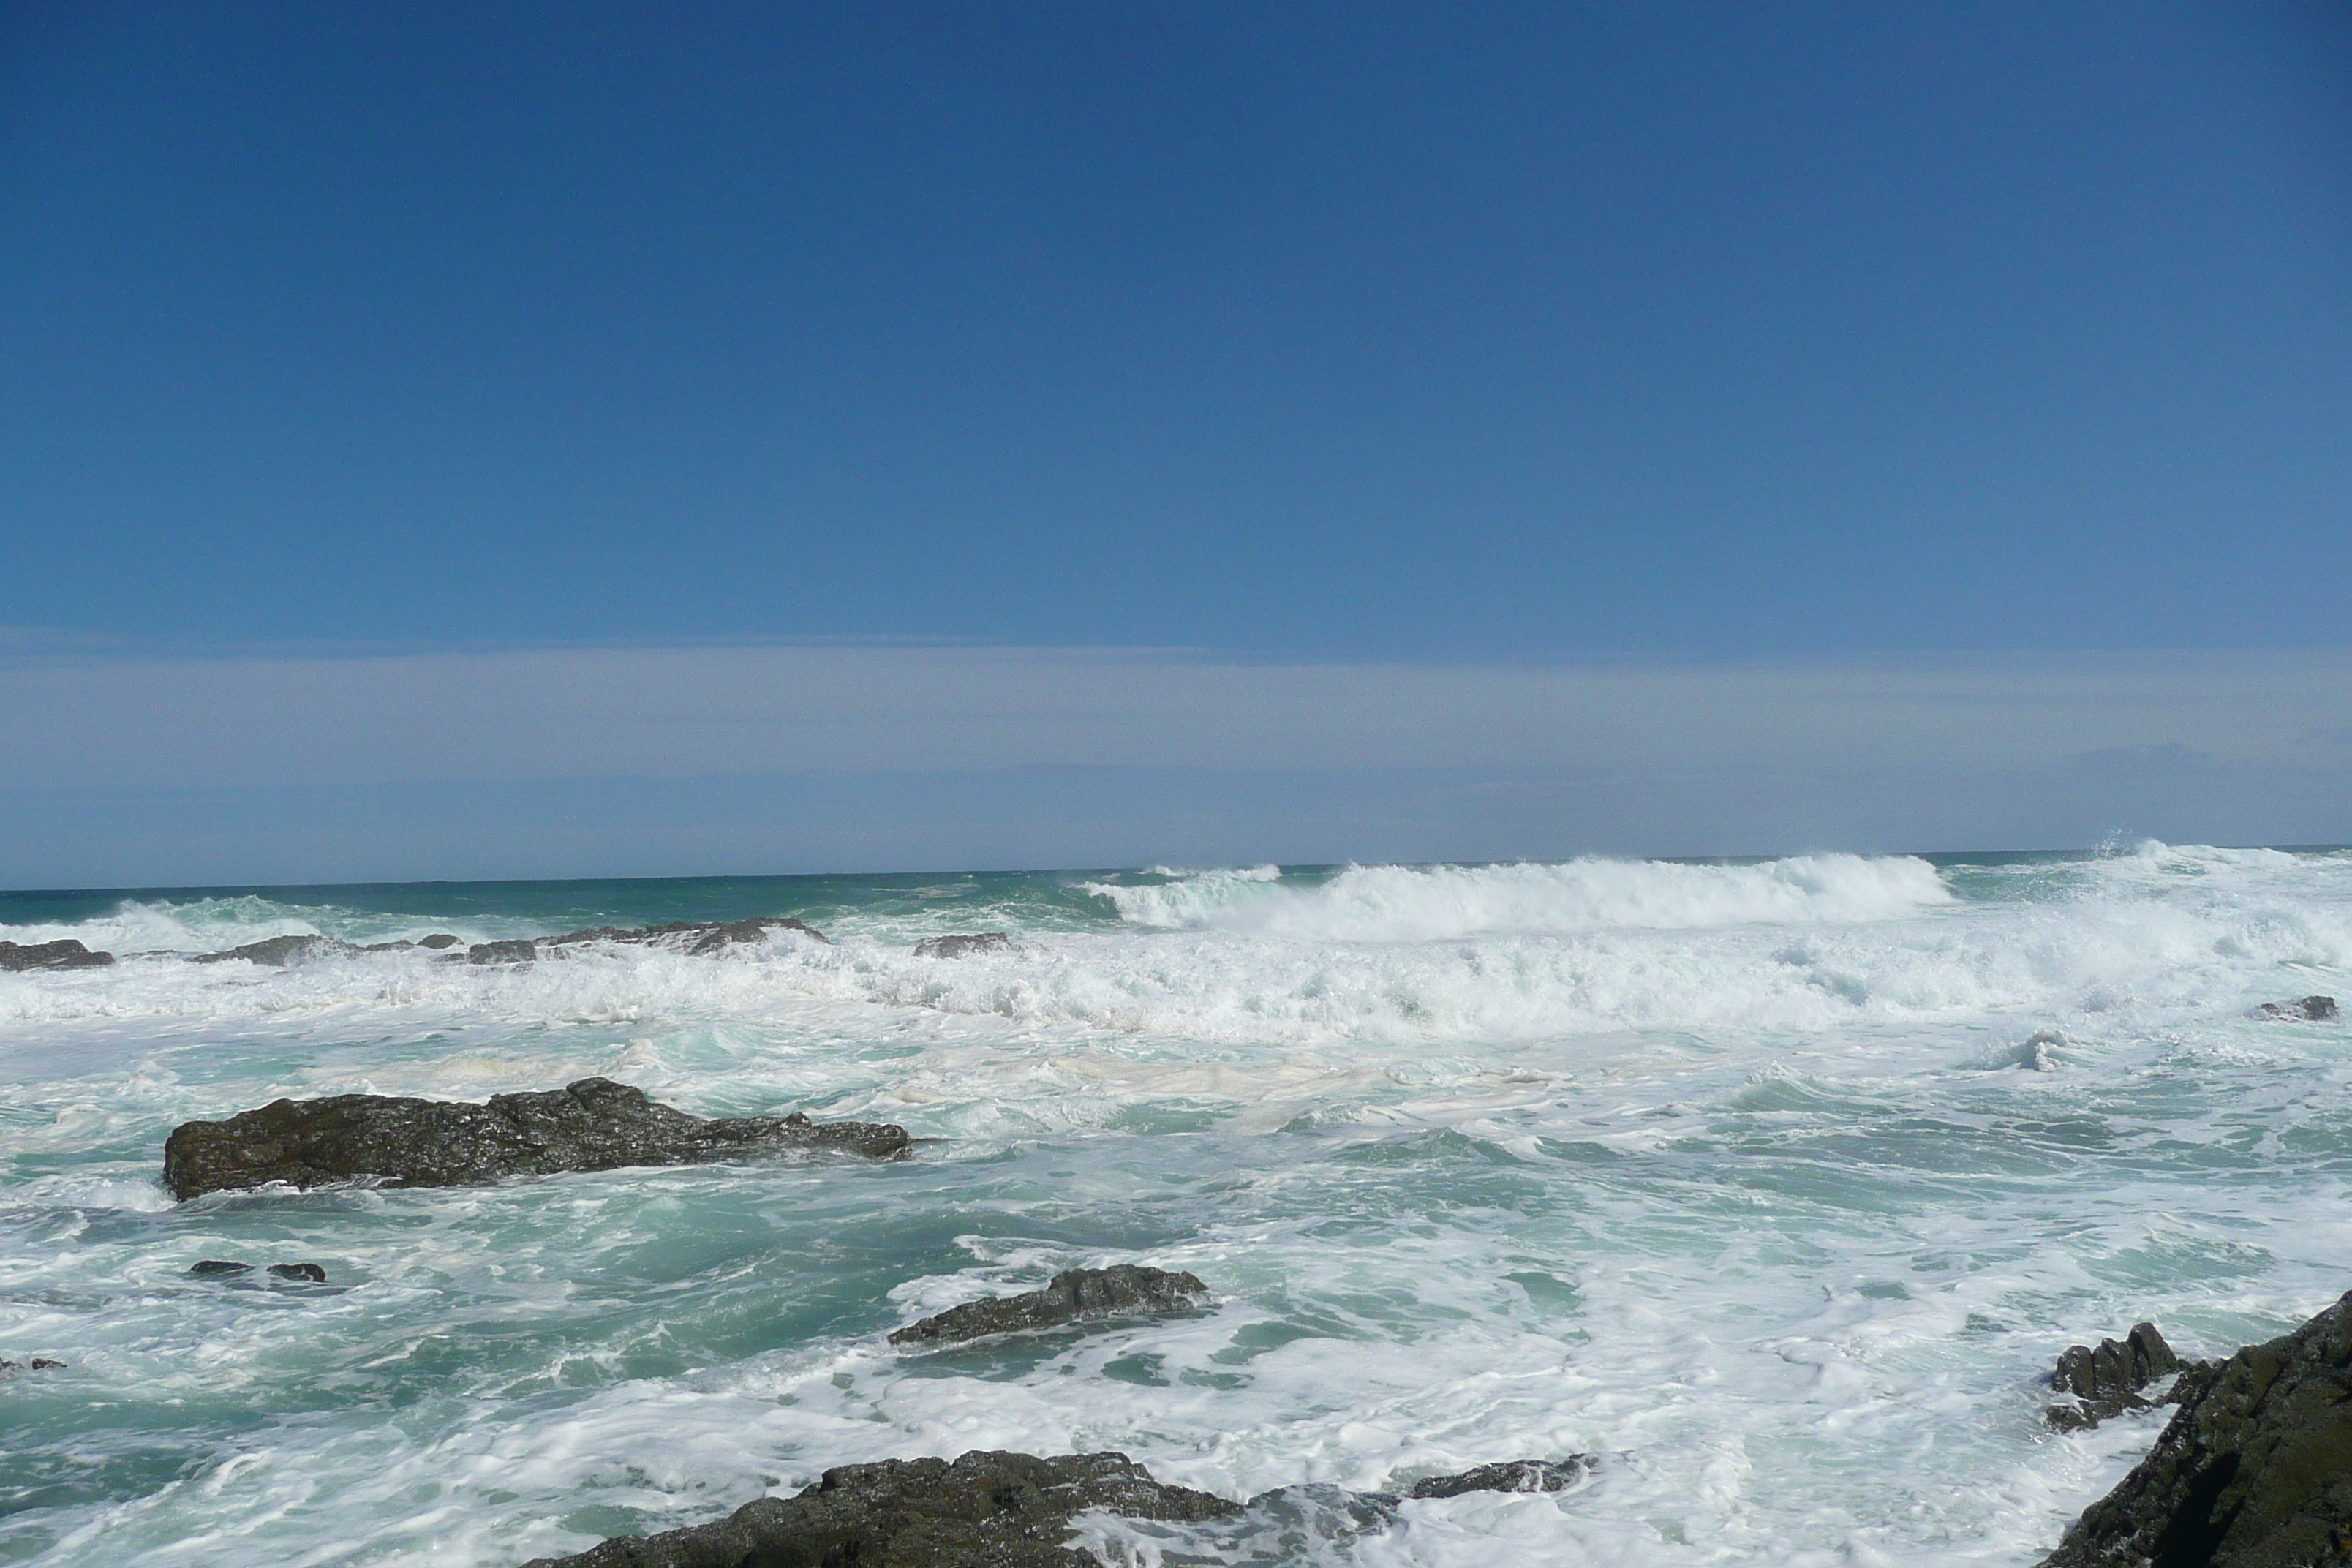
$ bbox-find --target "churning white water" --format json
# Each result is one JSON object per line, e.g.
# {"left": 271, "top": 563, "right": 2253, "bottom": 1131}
{"left": 1, "top": 842, "right": 2348, "bottom": 1565}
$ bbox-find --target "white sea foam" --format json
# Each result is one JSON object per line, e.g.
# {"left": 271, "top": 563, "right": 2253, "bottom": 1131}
{"left": 1, "top": 845, "right": 2348, "bottom": 1566}
{"left": 1086, "top": 855, "right": 1955, "bottom": 939}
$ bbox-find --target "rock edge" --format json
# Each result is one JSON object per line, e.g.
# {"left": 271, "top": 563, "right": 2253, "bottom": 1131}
{"left": 161, "top": 1077, "right": 908, "bottom": 1200}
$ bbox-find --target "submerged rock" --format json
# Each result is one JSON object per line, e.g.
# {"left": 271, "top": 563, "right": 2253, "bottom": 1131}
{"left": 464, "top": 918, "right": 830, "bottom": 968}
{"left": 192, "top": 934, "right": 352, "bottom": 968}
{"left": 889, "top": 1265, "right": 1210, "bottom": 1346}
{"left": 2253, "top": 995, "right": 2340, "bottom": 1022}
{"left": 29, "top": 1357, "right": 64, "bottom": 1370}
{"left": 521, "top": 1447, "right": 1594, "bottom": 1568}
{"left": 546, "top": 917, "right": 831, "bottom": 954}
{"left": 186, "top": 1259, "right": 330, "bottom": 1282}
{"left": 913, "top": 932, "right": 1014, "bottom": 959}
{"left": 161, "top": 1076, "right": 911, "bottom": 1199}
{"left": 2040, "top": 1289, "right": 2352, "bottom": 1566}
{"left": 0, "top": 938, "right": 115, "bottom": 971}
{"left": 1405, "top": 1458, "right": 1590, "bottom": 1499}
{"left": 2046, "top": 1322, "right": 2186, "bottom": 1430}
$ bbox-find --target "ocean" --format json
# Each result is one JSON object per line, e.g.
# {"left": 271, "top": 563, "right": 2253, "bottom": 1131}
{"left": 2, "top": 842, "right": 2348, "bottom": 1566}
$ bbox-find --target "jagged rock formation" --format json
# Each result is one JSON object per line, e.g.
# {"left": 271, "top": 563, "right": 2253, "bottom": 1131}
{"left": 2253, "top": 995, "right": 2339, "bottom": 1022}
{"left": 913, "top": 932, "right": 1014, "bottom": 959}
{"left": 889, "top": 1266, "right": 1210, "bottom": 1346}
{"left": 2040, "top": 1289, "right": 2352, "bottom": 1567}
{"left": 2046, "top": 1322, "right": 2187, "bottom": 1431}
{"left": 521, "top": 1447, "right": 1594, "bottom": 1568}
{"left": 0, "top": 938, "right": 115, "bottom": 971}
{"left": 161, "top": 1077, "right": 909, "bottom": 1199}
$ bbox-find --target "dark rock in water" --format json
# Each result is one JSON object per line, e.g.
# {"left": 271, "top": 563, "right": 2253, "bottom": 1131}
{"left": 188, "top": 1259, "right": 331, "bottom": 1283}
{"left": 2253, "top": 995, "right": 2339, "bottom": 1022}
{"left": 418, "top": 933, "right": 462, "bottom": 950}
{"left": 29, "top": 1357, "right": 64, "bottom": 1369}
{"left": 521, "top": 1447, "right": 1596, "bottom": 1568}
{"left": 2040, "top": 1289, "right": 2352, "bottom": 1566}
{"left": 192, "top": 934, "right": 352, "bottom": 968}
{"left": 1406, "top": 1458, "right": 1590, "bottom": 1499}
{"left": 161, "top": 1075, "right": 911, "bottom": 1199}
{"left": 522, "top": 1450, "right": 1240, "bottom": 1568}
{"left": 464, "top": 919, "right": 829, "bottom": 968}
{"left": 0, "top": 938, "right": 115, "bottom": 971}
{"left": 913, "top": 932, "right": 1014, "bottom": 960}
{"left": 465, "top": 938, "right": 541, "bottom": 965}
{"left": 889, "top": 1265, "right": 1210, "bottom": 1346}
{"left": 546, "top": 917, "right": 831, "bottom": 953}
{"left": 2045, "top": 1322, "right": 2185, "bottom": 1431}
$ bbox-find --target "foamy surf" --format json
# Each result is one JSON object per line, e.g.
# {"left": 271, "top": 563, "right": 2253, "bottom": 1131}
{"left": 1, "top": 844, "right": 2348, "bottom": 1566}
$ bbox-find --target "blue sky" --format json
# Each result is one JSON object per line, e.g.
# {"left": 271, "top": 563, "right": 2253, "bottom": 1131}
{"left": 1, "top": 3, "right": 2348, "bottom": 883}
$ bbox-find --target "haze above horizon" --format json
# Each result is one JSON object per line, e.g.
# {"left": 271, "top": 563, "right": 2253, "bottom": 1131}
{"left": 2, "top": 3, "right": 2348, "bottom": 883}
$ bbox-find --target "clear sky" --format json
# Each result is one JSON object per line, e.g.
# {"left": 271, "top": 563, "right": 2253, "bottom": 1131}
{"left": 1, "top": 4, "right": 2348, "bottom": 884}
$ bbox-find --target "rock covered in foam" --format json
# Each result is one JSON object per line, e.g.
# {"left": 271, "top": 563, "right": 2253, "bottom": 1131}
{"left": 0, "top": 938, "right": 115, "bottom": 971}
{"left": 520, "top": 1447, "right": 1597, "bottom": 1567}
{"left": 2040, "top": 1290, "right": 2352, "bottom": 1566}
{"left": 192, "top": 934, "right": 352, "bottom": 967}
{"left": 464, "top": 917, "right": 830, "bottom": 966}
{"left": 2044, "top": 1322, "right": 2185, "bottom": 1431}
{"left": 1405, "top": 1458, "right": 1590, "bottom": 1498}
{"left": 161, "top": 1076, "right": 909, "bottom": 1199}
{"left": 2253, "top": 995, "right": 2340, "bottom": 1022}
{"left": 888, "top": 1265, "right": 1209, "bottom": 1346}
{"left": 912, "top": 932, "right": 1014, "bottom": 959}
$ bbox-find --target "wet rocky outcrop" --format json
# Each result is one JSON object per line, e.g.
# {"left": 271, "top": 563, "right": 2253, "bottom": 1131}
{"left": 1404, "top": 1457, "right": 1588, "bottom": 1499}
{"left": 2253, "top": 995, "right": 2340, "bottom": 1022}
{"left": 1, "top": 1358, "right": 67, "bottom": 1372}
{"left": 0, "top": 938, "right": 115, "bottom": 971}
{"left": 162, "top": 1076, "right": 910, "bottom": 1199}
{"left": 913, "top": 932, "right": 1013, "bottom": 960}
{"left": 2045, "top": 1322, "right": 2188, "bottom": 1431}
{"left": 465, "top": 938, "right": 541, "bottom": 965}
{"left": 193, "top": 934, "right": 350, "bottom": 967}
{"left": 2040, "top": 1289, "right": 2352, "bottom": 1567}
{"left": 521, "top": 1447, "right": 1594, "bottom": 1568}
{"left": 466, "top": 918, "right": 830, "bottom": 966}
{"left": 418, "top": 933, "right": 463, "bottom": 949}
{"left": 889, "top": 1266, "right": 1210, "bottom": 1346}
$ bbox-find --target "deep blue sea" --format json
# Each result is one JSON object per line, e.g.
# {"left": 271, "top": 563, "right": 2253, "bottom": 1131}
{"left": 4, "top": 844, "right": 2350, "bottom": 1565}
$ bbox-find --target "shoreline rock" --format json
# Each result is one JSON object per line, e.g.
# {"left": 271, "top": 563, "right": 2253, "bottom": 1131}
{"left": 913, "top": 932, "right": 1013, "bottom": 960}
{"left": 193, "top": 934, "right": 351, "bottom": 967}
{"left": 519, "top": 1447, "right": 1591, "bottom": 1568}
{"left": 889, "top": 1265, "right": 1209, "bottom": 1347}
{"left": 0, "top": 938, "right": 115, "bottom": 971}
{"left": 2045, "top": 1322, "right": 2187, "bottom": 1431}
{"left": 2253, "top": 995, "right": 2339, "bottom": 1022}
{"left": 469, "top": 917, "right": 832, "bottom": 967}
{"left": 161, "top": 1077, "right": 910, "bottom": 1199}
{"left": 2040, "top": 1289, "right": 2352, "bottom": 1565}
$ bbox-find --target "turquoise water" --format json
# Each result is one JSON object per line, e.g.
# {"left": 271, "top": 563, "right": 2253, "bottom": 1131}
{"left": 3, "top": 843, "right": 2349, "bottom": 1565}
